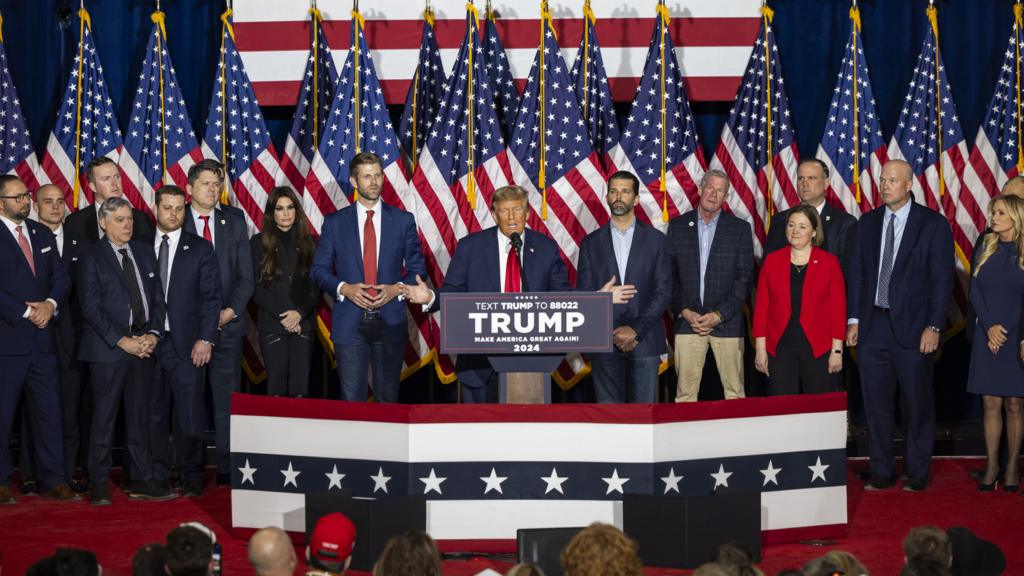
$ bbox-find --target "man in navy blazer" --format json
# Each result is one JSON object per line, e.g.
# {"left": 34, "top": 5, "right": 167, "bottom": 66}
{"left": 577, "top": 172, "right": 671, "bottom": 403}
{"left": 846, "top": 159, "right": 954, "bottom": 492}
{"left": 667, "top": 169, "right": 754, "bottom": 402}
{"left": 183, "top": 159, "right": 253, "bottom": 485}
{"left": 78, "top": 197, "right": 175, "bottom": 504}
{"left": 63, "top": 156, "right": 154, "bottom": 244}
{"left": 310, "top": 152, "right": 426, "bottom": 403}
{"left": 148, "top": 185, "right": 222, "bottom": 497}
{"left": 0, "top": 175, "right": 76, "bottom": 503}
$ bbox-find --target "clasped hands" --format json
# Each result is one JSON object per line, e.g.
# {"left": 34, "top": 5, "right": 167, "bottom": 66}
{"left": 845, "top": 324, "right": 941, "bottom": 355}
{"left": 681, "top": 308, "right": 721, "bottom": 336}
{"left": 986, "top": 324, "right": 1013, "bottom": 357}
{"left": 117, "top": 333, "right": 158, "bottom": 359}
{"left": 25, "top": 300, "right": 56, "bottom": 329}
{"left": 341, "top": 282, "right": 403, "bottom": 310}
{"left": 400, "top": 274, "right": 638, "bottom": 306}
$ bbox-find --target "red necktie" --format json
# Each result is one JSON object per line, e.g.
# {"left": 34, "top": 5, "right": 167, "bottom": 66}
{"left": 199, "top": 215, "right": 212, "bottom": 242}
{"left": 505, "top": 245, "right": 521, "bottom": 293}
{"left": 363, "top": 210, "right": 378, "bottom": 296}
{"left": 16, "top": 225, "right": 35, "bottom": 276}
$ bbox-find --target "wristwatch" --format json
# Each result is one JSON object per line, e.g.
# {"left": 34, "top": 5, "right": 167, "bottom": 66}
{"left": 925, "top": 325, "right": 941, "bottom": 333}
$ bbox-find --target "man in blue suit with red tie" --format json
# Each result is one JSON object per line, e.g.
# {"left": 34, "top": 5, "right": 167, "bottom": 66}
{"left": 577, "top": 172, "right": 670, "bottom": 403}
{"left": 846, "top": 159, "right": 954, "bottom": 492}
{"left": 0, "top": 175, "right": 76, "bottom": 503}
{"left": 310, "top": 152, "right": 426, "bottom": 403}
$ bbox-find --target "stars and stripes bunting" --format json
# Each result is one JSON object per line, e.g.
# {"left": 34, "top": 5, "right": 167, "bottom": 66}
{"left": 277, "top": 6, "right": 339, "bottom": 194}
{"left": 0, "top": 13, "right": 44, "bottom": 193}
{"left": 398, "top": 6, "right": 446, "bottom": 173}
{"left": 570, "top": 0, "right": 621, "bottom": 168}
{"left": 120, "top": 11, "right": 201, "bottom": 214}
{"left": 40, "top": 7, "right": 137, "bottom": 213}
{"left": 482, "top": 2, "right": 521, "bottom": 144}
{"left": 815, "top": 4, "right": 885, "bottom": 219}
{"left": 607, "top": 2, "right": 706, "bottom": 233}
{"left": 709, "top": 5, "right": 799, "bottom": 258}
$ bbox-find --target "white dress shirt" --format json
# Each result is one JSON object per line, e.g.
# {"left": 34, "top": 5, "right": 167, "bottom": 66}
{"left": 191, "top": 207, "right": 217, "bottom": 246}
{"left": 336, "top": 200, "right": 383, "bottom": 300}
{"left": 496, "top": 228, "right": 525, "bottom": 293}
{"left": 155, "top": 228, "right": 182, "bottom": 330}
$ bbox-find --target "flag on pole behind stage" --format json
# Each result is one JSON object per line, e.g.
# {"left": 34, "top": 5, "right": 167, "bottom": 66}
{"left": 570, "top": 0, "right": 620, "bottom": 167}
{"left": 398, "top": 7, "right": 445, "bottom": 172}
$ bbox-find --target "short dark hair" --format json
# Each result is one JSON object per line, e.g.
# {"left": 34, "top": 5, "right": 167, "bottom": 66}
{"left": 607, "top": 171, "right": 640, "bottom": 194}
{"left": 372, "top": 530, "right": 442, "bottom": 576}
{"left": 155, "top": 184, "right": 187, "bottom": 206}
{"left": 900, "top": 555, "right": 951, "bottom": 576}
{"left": 903, "top": 525, "right": 951, "bottom": 566}
{"left": 187, "top": 159, "right": 225, "bottom": 186}
{"left": 349, "top": 151, "right": 384, "bottom": 174}
{"left": 86, "top": 156, "right": 117, "bottom": 183}
{"left": 27, "top": 548, "right": 100, "bottom": 576}
{"left": 166, "top": 526, "right": 213, "bottom": 576}
{"left": 0, "top": 174, "right": 22, "bottom": 196}
{"left": 798, "top": 158, "right": 830, "bottom": 179}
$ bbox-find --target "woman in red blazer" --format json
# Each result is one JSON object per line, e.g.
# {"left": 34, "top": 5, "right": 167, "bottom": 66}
{"left": 753, "top": 204, "right": 847, "bottom": 394}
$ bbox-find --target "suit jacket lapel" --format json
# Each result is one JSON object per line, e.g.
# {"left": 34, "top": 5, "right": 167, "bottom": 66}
{"left": 893, "top": 202, "right": 923, "bottom": 273}
{"left": 623, "top": 222, "right": 645, "bottom": 284}
{"left": 87, "top": 209, "right": 100, "bottom": 243}
{"left": 183, "top": 207, "right": 198, "bottom": 236}
{"left": 346, "top": 207, "right": 365, "bottom": 278}
{"left": 486, "top": 229, "right": 502, "bottom": 292}
{"left": 1, "top": 223, "right": 31, "bottom": 275}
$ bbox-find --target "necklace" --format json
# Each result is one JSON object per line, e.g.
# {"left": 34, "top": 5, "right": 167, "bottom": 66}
{"left": 793, "top": 263, "right": 807, "bottom": 273}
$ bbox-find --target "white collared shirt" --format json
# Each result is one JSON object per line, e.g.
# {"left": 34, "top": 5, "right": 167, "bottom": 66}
{"left": 336, "top": 200, "right": 384, "bottom": 300}
{"left": 496, "top": 227, "right": 526, "bottom": 293}
{"left": 155, "top": 228, "right": 182, "bottom": 330}
{"left": 53, "top": 224, "right": 64, "bottom": 258}
{"left": 191, "top": 207, "right": 217, "bottom": 246}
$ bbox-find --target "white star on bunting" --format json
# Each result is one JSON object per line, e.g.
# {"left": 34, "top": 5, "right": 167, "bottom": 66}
{"left": 238, "top": 459, "right": 256, "bottom": 486}
{"left": 281, "top": 462, "right": 300, "bottom": 488}
{"left": 602, "top": 469, "right": 630, "bottom": 495}
{"left": 325, "top": 465, "right": 345, "bottom": 490}
{"left": 711, "top": 463, "right": 733, "bottom": 490}
{"left": 480, "top": 468, "right": 508, "bottom": 495}
{"left": 761, "top": 460, "right": 782, "bottom": 487}
{"left": 420, "top": 468, "right": 447, "bottom": 495}
{"left": 809, "top": 457, "right": 829, "bottom": 483}
{"left": 370, "top": 467, "right": 392, "bottom": 494}
{"left": 661, "top": 468, "right": 683, "bottom": 494}
{"left": 541, "top": 468, "right": 569, "bottom": 495}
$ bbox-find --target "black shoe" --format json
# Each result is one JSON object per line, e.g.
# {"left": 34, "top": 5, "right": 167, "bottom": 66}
{"left": 129, "top": 482, "right": 178, "bottom": 501}
{"left": 89, "top": 489, "right": 112, "bottom": 506}
{"left": 20, "top": 480, "right": 38, "bottom": 496}
{"left": 68, "top": 479, "right": 90, "bottom": 494}
{"left": 864, "top": 476, "right": 897, "bottom": 491}
{"left": 216, "top": 473, "right": 231, "bottom": 486}
{"left": 977, "top": 479, "right": 998, "bottom": 492}
{"left": 902, "top": 478, "right": 928, "bottom": 492}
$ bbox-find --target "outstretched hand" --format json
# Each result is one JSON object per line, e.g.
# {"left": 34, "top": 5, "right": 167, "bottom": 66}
{"left": 403, "top": 275, "right": 435, "bottom": 305}
{"left": 599, "top": 275, "right": 637, "bottom": 304}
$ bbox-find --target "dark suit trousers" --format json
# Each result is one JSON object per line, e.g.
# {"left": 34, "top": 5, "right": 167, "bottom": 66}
{"left": 0, "top": 352, "right": 64, "bottom": 489}
{"left": 859, "top": 308, "right": 936, "bottom": 483}
{"left": 151, "top": 342, "right": 206, "bottom": 488}
{"left": 88, "top": 356, "right": 154, "bottom": 489}
{"left": 209, "top": 334, "right": 243, "bottom": 475}
{"left": 260, "top": 331, "right": 312, "bottom": 397}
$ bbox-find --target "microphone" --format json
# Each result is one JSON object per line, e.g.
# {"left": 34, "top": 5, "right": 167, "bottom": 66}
{"left": 509, "top": 232, "right": 529, "bottom": 292}
{"left": 509, "top": 232, "right": 522, "bottom": 252}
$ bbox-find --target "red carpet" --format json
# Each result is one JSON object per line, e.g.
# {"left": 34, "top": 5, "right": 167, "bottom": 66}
{"left": 1, "top": 458, "right": 1022, "bottom": 575}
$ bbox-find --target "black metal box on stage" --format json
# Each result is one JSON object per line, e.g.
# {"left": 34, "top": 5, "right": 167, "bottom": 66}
{"left": 305, "top": 491, "right": 426, "bottom": 572}
{"left": 623, "top": 492, "right": 761, "bottom": 569}
{"left": 516, "top": 527, "right": 585, "bottom": 576}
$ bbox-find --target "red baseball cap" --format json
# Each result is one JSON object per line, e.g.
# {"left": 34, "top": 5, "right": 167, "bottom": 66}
{"left": 310, "top": 513, "right": 357, "bottom": 565}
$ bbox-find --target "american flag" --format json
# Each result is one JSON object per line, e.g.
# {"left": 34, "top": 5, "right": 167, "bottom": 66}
{"left": 607, "top": 3, "right": 706, "bottom": 233}
{"left": 398, "top": 7, "right": 446, "bottom": 172}
{"left": 963, "top": 5, "right": 1023, "bottom": 207}
{"left": 408, "top": 3, "right": 513, "bottom": 383}
{"left": 277, "top": 7, "right": 339, "bottom": 194}
{"left": 198, "top": 8, "right": 281, "bottom": 235}
{"left": 301, "top": 8, "right": 432, "bottom": 381}
{"left": 570, "top": 0, "right": 620, "bottom": 166}
{"left": 231, "top": 0, "right": 761, "bottom": 106}
{"left": 0, "top": 21, "right": 44, "bottom": 192}
{"left": 482, "top": 5, "right": 520, "bottom": 144}
{"left": 40, "top": 8, "right": 135, "bottom": 213}
{"left": 120, "top": 12, "right": 201, "bottom": 213}
{"left": 709, "top": 5, "right": 799, "bottom": 258}
{"left": 815, "top": 5, "right": 885, "bottom": 219}
{"left": 882, "top": 5, "right": 980, "bottom": 315}
{"left": 506, "top": 3, "right": 609, "bottom": 388}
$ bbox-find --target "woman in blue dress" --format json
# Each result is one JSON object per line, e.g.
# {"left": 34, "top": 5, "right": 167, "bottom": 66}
{"left": 968, "top": 194, "right": 1024, "bottom": 492}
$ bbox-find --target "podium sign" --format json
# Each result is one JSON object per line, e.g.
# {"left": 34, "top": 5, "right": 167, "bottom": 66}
{"left": 439, "top": 291, "right": 614, "bottom": 354}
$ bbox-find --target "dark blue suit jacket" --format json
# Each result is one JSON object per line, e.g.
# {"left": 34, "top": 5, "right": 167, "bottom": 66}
{"left": 53, "top": 229, "right": 88, "bottom": 363}
{"left": 0, "top": 219, "right": 69, "bottom": 356}
{"left": 667, "top": 210, "right": 754, "bottom": 338}
{"left": 162, "top": 230, "right": 222, "bottom": 360}
{"left": 847, "top": 201, "right": 954, "bottom": 348}
{"left": 184, "top": 205, "right": 253, "bottom": 340}
{"left": 310, "top": 202, "right": 425, "bottom": 345}
{"left": 438, "top": 227, "right": 571, "bottom": 388}
{"left": 577, "top": 220, "right": 670, "bottom": 357}
{"left": 77, "top": 239, "right": 165, "bottom": 363}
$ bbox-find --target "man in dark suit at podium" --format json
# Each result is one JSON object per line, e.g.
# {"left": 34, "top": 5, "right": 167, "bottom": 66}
{"left": 577, "top": 171, "right": 670, "bottom": 403}
{"left": 63, "top": 157, "right": 154, "bottom": 244}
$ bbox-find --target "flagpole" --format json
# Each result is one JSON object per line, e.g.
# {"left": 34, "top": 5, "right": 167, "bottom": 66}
{"left": 153, "top": 8, "right": 169, "bottom": 185}
{"left": 927, "top": 1, "right": 943, "bottom": 197}
{"left": 657, "top": 1, "right": 669, "bottom": 223}
{"left": 539, "top": 0, "right": 549, "bottom": 220}
{"left": 1015, "top": 2, "right": 1023, "bottom": 174}
{"left": 467, "top": 1, "right": 478, "bottom": 210}
{"left": 411, "top": 3, "right": 434, "bottom": 175}
{"left": 219, "top": 2, "right": 233, "bottom": 205}
{"left": 310, "top": 0, "right": 322, "bottom": 148}
{"left": 71, "top": 3, "right": 89, "bottom": 210}
{"left": 850, "top": 0, "right": 861, "bottom": 205}
{"left": 761, "top": 2, "right": 775, "bottom": 227}
{"left": 352, "top": 0, "right": 363, "bottom": 203}
{"left": 581, "top": 0, "right": 592, "bottom": 121}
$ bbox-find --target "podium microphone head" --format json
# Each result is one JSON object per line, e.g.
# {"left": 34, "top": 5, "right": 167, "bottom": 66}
{"left": 510, "top": 232, "right": 522, "bottom": 251}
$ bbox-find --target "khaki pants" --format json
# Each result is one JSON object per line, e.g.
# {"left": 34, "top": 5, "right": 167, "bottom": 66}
{"left": 674, "top": 334, "right": 745, "bottom": 402}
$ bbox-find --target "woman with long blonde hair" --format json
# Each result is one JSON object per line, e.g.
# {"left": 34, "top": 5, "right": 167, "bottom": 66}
{"left": 968, "top": 194, "right": 1024, "bottom": 491}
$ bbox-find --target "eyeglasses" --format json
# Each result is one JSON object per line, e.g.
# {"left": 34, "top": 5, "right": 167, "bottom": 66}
{"left": 0, "top": 192, "right": 31, "bottom": 202}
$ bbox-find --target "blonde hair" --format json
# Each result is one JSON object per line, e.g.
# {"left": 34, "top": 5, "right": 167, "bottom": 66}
{"left": 491, "top": 185, "right": 529, "bottom": 209}
{"left": 974, "top": 195, "right": 1024, "bottom": 276}
{"left": 822, "top": 549, "right": 869, "bottom": 576}
{"left": 560, "top": 523, "right": 643, "bottom": 576}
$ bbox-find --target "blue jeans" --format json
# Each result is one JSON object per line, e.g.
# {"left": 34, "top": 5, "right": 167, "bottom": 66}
{"left": 590, "top": 353, "right": 660, "bottom": 403}
{"left": 337, "top": 316, "right": 403, "bottom": 402}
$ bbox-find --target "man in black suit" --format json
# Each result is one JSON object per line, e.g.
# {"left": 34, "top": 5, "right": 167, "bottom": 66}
{"left": 149, "top": 185, "right": 222, "bottom": 497}
{"left": 78, "top": 197, "right": 176, "bottom": 505}
{"left": 846, "top": 159, "right": 954, "bottom": 492}
{"left": 183, "top": 159, "right": 253, "bottom": 485}
{"left": 63, "top": 156, "right": 154, "bottom": 244}
{"left": 765, "top": 158, "right": 857, "bottom": 274}
{"left": 0, "top": 176, "right": 77, "bottom": 503}
{"left": 577, "top": 171, "right": 670, "bottom": 403}
{"left": 18, "top": 184, "right": 89, "bottom": 494}
{"left": 667, "top": 169, "right": 754, "bottom": 402}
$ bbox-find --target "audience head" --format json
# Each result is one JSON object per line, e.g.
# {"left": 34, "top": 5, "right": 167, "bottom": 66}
{"left": 900, "top": 555, "right": 951, "bottom": 576}
{"left": 560, "top": 523, "right": 643, "bottom": 576}
{"left": 698, "top": 169, "right": 730, "bottom": 218}
{"left": 802, "top": 556, "right": 843, "bottom": 576}
{"left": 710, "top": 542, "right": 764, "bottom": 576}
{"left": 506, "top": 563, "right": 546, "bottom": 576}
{"left": 248, "top": 527, "right": 297, "bottom": 576}
{"left": 903, "top": 525, "right": 952, "bottom": 567}
{"left": 86, "top": 156, "right": 122, "bottom": 203}
{"left": 165, "top": 524, "right": 214, "bottom": 576}
{"left": 308, "top": 512, "right": 357, "bottom": 574}
{"left": 946, "top": 526, "right": 1005, "bottom": 576}
{"left": 26, "top": 548, "right": 100, "bottom": 576}
{"left": 822, "top": 549, "right": 869, "bottom": 576}
{"left": 690, "top": 563, "right": 733, "bottom": 576}
{"left": 186, "top": 159, "right": 226, "bottom": 213}
{"left": 33, "top": 184, "right": 66, "bottom": 229}
{"left": 796, "top": 158, "right": 830, "bottom": 207}
{"left": 371, "top": 529, "right": 442, "bottom": 576}
{"left": 132, "top": 543, "right": 168, "bottom": 576}
{"left": 1001, "top": 175, "right": 1024, "bottom": 198}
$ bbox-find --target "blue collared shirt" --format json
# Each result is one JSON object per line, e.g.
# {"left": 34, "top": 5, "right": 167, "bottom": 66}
{"left": 697, "top": 211, "right": 721, "bottom": 304}
{"left": 610, "top": 219, "right": 636, "bottom": 285}
{"left": 875, "top": 200, "right": 912, "bottom": 307}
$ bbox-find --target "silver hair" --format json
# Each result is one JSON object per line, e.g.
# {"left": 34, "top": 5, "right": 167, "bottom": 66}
{"left": 97, "top": 196, "right": 132, "bottom": 221}
{"left": 700, "top": 169, "right": 729, "bottom": 189}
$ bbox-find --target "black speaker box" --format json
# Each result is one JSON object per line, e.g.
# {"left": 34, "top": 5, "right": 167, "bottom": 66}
{"left": 516, "top": 527, "right": 585, "bottom": 576}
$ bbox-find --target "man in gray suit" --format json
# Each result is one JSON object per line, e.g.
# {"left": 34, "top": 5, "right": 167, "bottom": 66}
{"left": 667, "top": 169, "right": 754, "bottom": 402}
{"left": 183, "top": 159, "right": 253, "bottom": 485}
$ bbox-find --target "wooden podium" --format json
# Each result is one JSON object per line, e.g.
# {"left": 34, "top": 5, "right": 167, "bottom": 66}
{"left": 438, "top": 292, "right": 614, "bottom": 404}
